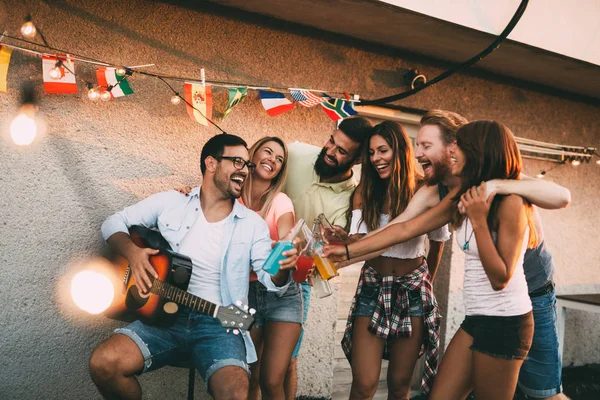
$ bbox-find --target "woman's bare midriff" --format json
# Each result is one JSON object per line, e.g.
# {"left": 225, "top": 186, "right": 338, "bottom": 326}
{"left": 369, "top": 255, "right": 423, "bottom": 277}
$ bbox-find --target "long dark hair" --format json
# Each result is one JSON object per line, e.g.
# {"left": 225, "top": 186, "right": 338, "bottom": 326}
{"left": 451, "top": 120, "right": 537, "bottom": 247}
{"left": 359, "top": 121, "right": 420, "bottom": 231}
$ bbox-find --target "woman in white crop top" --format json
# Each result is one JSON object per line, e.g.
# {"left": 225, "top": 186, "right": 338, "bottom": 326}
{"left": 426, "top": 121, "right": 538, "bottom": 400}
{"left": 342, "top": 121, "right": 451, "bottom": 398}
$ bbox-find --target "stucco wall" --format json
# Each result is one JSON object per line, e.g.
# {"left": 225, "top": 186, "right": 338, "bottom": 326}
{"left": 0, "top": 1, "right": 598, "bottom": 399}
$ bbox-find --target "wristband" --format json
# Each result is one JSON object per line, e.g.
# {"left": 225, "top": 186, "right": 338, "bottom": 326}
{"left": 344, "top": 244, "right": 351, "bottom": 261}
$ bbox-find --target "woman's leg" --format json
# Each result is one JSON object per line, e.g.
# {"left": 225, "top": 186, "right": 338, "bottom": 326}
{"left": 386, "top": 316, "right": 425, "bottom": 400}
{"left": 472, "top": 352, "right": 524, "bottom": 400}
{"left": 248, "top": 326, "right": 264, "bottom": 400}
{"left": 428, "top": 328, "right": 474, "bottom": 400}
{"left": 259, "top": 321, "right": 302, "bottom": 400}
{"left": 349, "top": 316, "right": 386, "bottom": 400}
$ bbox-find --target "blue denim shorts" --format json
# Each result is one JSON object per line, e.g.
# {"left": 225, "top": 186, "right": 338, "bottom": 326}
{"left": 114, "top": 308, "right": 249, "bottom": 388}
{"left": 354, "top": 285, "right": 424, "bottom": 317}
{"left": 291, "top": 282, "right": 312, "bottom": 358}
{"left": 248, "top": 281, "right": 304, "bottom": 328}
{"left": 518, "top": 289, "right": 563, "bottom": 398}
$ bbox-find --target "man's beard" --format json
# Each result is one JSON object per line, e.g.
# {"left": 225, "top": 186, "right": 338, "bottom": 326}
{"left": 214, "top": 169, "right": 243, "bottom": 200}
{"left": 314, "top": 147, "right": 354, "bottom": 179}
{"left": 423, "top": 155, "right": 452, "bottom": 186}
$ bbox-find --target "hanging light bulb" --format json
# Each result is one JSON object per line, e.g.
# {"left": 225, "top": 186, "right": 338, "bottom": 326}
{"left": 9, "top": 83, "right": 41, "bottom": 146}
{"left": 536, "top": 171, "right": 546, "bottom": 179}
{"left": 49, "top": 61, "right": 63, "bottom": 80}
{"left": 596, "top": 159, "right": 600, "bottom": 165}
{"left": 571, "top": 159, "right": 581, "bottom": 166}
{"left": 20, "top": 16, "right": 37, "bottom": 39}
{"left": 87, "top": 83, "right": 100, "bottom": 101}
{"left": 100, "top": 90, "right": 112, "bottom": 101}
{"left": 115, "top": 66, "right": 127, "bottom": 77}
{"left": 170, "top": 94, "right": 181, "bottom": 105}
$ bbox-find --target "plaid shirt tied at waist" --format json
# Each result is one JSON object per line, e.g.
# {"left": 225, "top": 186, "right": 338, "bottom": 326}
{"left": 341, "top": 261, "right": 441, "bottom": 394}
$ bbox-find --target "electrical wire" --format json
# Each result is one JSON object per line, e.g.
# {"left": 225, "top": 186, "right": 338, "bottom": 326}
{"left": 360, "top": 0, "right": 529, "bottom": 105}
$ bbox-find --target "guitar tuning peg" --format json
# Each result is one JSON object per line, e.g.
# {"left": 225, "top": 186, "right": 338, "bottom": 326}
{"left": 227, "top": 329, "right": 231, "bottom": 334}
{"left": 223, "top": 320, "right": 228, "bottom": 325}
{"left": 235, "top": 300, "right": 243, "bottom": 307}
{"left": 242, "top": 315, "right": 248, "bottom": 319}
{"left": 238, "top": 323, "right": 244, "bottom": 328}
{"left": 233, "top": 329, "right": 240, "bottom": 335}
{"left": 230, "top": 321, "right": 236, "bottom": 326}
{"left": 243, "top": 304, "right": 249, "bottom": 311}
{"left": 249, "top": 308, "right": 256, "bottom": 315}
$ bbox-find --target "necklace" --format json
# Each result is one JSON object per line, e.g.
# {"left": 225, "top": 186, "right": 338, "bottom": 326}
{"left": 463, "top": 218, "right": 475, "bottom": 250}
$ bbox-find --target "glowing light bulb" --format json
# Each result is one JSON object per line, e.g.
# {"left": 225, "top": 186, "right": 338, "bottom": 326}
{"left": 49, "top": 65, "right": 62, "bottom": 80}
{"left": 100, "top": 90, "right": 112, "bottom": 101}
{"left": 536, "top": 172, "right": 545, "bottom": 179}
{"left": 71, "top": 270, "right": 115, "bottom": 314}
{"left": 596, "top": 159, "right": 600, "bottom": 165}
{"left": 571, "top": 159, "right": 581, "bottom": 166}
{"left": 170, "top": 94, "right": 181, "bottom": 105}
{"left": 115, "top": 66, "right": 127, "bottom": 77}
{"left": 10, "top": 103, "right": 38, "bottom": 146}
{"left": 20, "top": 20, "right": 37, "bottom": 38}
{"left": 88, "top": 87, "right": 100, "bottom": 101}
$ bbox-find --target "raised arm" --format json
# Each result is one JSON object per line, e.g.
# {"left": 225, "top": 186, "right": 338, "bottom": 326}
{"left": 487, "top": 174, "right": 570, "bottom": 210}
{"left": 325, "top": 187, "right": 457, "bottom": 262}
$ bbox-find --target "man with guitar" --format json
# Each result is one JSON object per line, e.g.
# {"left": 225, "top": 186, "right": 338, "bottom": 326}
{"left": 89, "top": 133, "right": 298, "bottom": 400}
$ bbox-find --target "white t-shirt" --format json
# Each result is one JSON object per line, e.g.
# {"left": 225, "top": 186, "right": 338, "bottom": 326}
{"left": 179, "top": 206, "right": 228, "bottom": 305}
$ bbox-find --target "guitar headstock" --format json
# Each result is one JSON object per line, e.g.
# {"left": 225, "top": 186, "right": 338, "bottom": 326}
{"left": 216, "top": 300, "right": 255, "bottom": 333}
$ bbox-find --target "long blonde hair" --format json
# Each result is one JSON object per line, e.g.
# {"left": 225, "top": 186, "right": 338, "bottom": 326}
{"left": 241, "top": 136, "right": 289, "bottom": 218}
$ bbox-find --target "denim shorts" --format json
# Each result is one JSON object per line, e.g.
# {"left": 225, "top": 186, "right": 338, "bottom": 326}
{"left": 291, "top": 282, "right": 312, "bottom": 358}
{"left": 114, "top": 308, "right": 249, "bottom": 389}
{"left": 460, "top": 311, "right": 534, "bottom": 360}
{"left": 518, "top": 289, "right": 563, "bottom": 398}
{"left": 248, "top": 281, "right": 304, "bottom": 328}
{"left": 354, "top": 284, "right": 424, "bottom": 318}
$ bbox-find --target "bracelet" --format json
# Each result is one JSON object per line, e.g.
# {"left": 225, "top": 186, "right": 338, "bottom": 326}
{"left": 344, "top": 244, "right": 351, "bottom": 261}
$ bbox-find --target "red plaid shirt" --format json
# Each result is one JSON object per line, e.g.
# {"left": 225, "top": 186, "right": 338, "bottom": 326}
{"left": 341, "top": 261, "right": 441, "bottom": 393}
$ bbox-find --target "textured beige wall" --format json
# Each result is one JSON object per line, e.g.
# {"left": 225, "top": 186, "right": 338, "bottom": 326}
{"left": 0, "top": 1, "right": 599, "bottom": 399}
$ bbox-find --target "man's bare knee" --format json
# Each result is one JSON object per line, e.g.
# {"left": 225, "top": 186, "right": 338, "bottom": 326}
{"left": 89, "top": 335, "right": 143, "bottom": 383}
{"left": 210, "top": 366, "right": 249, "bottom": 400}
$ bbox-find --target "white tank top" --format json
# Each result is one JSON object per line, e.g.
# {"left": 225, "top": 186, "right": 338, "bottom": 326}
{"left": 456, "top": 218, "right": 532, "bottom": 317}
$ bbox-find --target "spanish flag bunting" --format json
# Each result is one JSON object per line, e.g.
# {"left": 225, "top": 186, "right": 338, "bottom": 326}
{"left": 184, "top": 82, "right": 212, "bottom": 126}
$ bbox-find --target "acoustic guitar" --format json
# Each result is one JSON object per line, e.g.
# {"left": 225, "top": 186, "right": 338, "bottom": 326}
{"left": 104, "top": 226, "right": 254, "bottom": 333}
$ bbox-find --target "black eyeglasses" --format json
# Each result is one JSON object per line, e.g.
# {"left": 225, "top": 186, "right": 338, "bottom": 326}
{"left": 214, "top": 156, "right": 256, "bottom": 172}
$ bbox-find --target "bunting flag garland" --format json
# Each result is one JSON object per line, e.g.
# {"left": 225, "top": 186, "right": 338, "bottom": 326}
{"left": 222, "top": 87, "right": 247, "bottom": 119}
{"left": 290, "top": 89, "right": 328, "bottom": 107}
{"left": 96, "top": 67, "right": 134, "bottom": 98}
{"left": 259, "top": 90, "right": 295, "bottom": 117}
{"left": 321, "top": 98, "right": 357, "bottom": 121}
{"left": 0, "top": 46, "right": 13, "bottom": 92}
{"left": 184, "top": 82, "right": 212, "bottom": 126}
{"left": 42, "top": 55, "right": 78, "bottom": 94}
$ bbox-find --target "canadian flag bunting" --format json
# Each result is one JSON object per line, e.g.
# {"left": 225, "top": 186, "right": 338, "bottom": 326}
{"left": 42, "top": 55, "right": 78, "bottom": 94}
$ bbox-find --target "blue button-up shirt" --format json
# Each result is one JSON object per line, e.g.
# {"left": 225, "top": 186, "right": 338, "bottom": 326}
{"left": 101, "top": 186, "right": 291, "bottom": 363}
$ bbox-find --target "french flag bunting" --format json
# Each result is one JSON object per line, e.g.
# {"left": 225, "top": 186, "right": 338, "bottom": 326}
{"left": 259, "top": 90, "right": 295, "bottom": 117}
{"left": 42, "top": 55, "right": 78, "bottom": 94}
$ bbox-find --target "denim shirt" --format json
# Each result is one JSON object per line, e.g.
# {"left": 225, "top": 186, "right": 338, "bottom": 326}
{"left": 101, "top": 186, "right": 291, "bottom": 363}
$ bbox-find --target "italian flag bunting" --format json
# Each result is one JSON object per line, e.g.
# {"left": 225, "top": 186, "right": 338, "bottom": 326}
{"left": 96, "top": 67, "right": 134, "bottom": 98}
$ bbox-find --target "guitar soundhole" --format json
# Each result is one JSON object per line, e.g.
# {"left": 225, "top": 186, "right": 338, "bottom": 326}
{"left": 172, "top": 267, "right": 191, "bottom": 285}
{"left": 125, "top": 286, "right": 149, "bottom": 310}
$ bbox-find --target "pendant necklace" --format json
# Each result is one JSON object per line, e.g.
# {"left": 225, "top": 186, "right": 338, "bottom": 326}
{"left": 463, "top": 218, "right": 475, "bottom": 250}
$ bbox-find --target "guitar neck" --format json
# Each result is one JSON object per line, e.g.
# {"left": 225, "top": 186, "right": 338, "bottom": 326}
{"left": 151, "top": 280, "right": 218, "bottom": 317}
